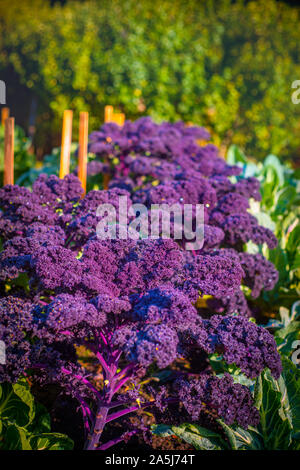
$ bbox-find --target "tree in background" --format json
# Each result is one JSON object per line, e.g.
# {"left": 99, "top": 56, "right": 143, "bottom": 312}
{"left": 0, "top": 0, "right": 299, "bottom": 160}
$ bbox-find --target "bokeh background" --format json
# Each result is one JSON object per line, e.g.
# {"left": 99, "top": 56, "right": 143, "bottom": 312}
{"left": 0, "top": 0, "right": 300, "bottom": 162}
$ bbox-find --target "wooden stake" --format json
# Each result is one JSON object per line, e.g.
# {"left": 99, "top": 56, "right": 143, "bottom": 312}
{"left": 59, "top": 110, "right": 73, "bottom": 179}
{"left": 104, "top": 105, "right": 114, "bottom": 123}
{"left": 4, "top": 117, "right": 14, "bottom": 185}
{"left": 103, "top": 169, "right": 110, "bottom": 190}
{"left": 78, "top": 111, "right": 89, "bottom": 195}
{"left": 113, "top": 112, "right": 125, "bottom": 126}
{"left": 103, "top": 106, "right": 113, "bottom": 189}
{"left": 1, "top": 107, "right": 9, "bottom": 126}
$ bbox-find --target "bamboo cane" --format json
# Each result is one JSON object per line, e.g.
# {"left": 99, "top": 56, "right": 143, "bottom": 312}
{"left": 78, "top": 111, "right": 89, "bottom": 195}
{"left": 104, "top": 105, "right": 114, "bottom": 123}
{"left": 3, "top": 117, "right": 14, "bottom": 185}
{"left": 1, "top": 107, "right": 9, "bottom": 126}
{"left": 112, "top": 112, "right": 125, "bottom": 126}
{"left": 59, "top": 110, "right": 73, "bottom": 179}
{"left": 103, "top": 106, "right": 114, "bottom": 189}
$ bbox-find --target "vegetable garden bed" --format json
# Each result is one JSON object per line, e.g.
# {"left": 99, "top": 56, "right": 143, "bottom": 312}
{"left": 0, "top": 112, "right": 299, "bottom": 451}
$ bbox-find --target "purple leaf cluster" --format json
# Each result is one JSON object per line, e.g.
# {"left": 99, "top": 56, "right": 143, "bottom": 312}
{"left": 175, "top": 373, "right": 260, "bottom": 428}
{"left": 88, "top": 117, "right": 278, "bottom": 288}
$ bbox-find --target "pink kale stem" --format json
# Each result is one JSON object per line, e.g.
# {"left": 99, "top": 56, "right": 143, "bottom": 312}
{"left": 105, "top": 400, "right": 155, "bottom": 423}
{"left": 75, "top": 393, "right": 93, "bottom": 434}
{"left": 85, "top": 405, "right": 110, "bottom": 450}
{"left": 77, "top": 396, "right": 94, "bottom": 422}
{"left": 105, "top": 396, "right": 179, "bottom": 424}
{"left": 109, "top": 349, "right": 122, "bottom": 373}
{"left": 85, "top": 385, "right": 142, "bottom": 450}
{"left": 112, "top": 349, "right": 122, "bottom": 361}
{"left": 112, "top": 373, "right": 133, "bottom": 394}
{"left": 105, "top": 397, "right": 180, "bottom": 425}
{"left": 84, "top": 373, "right": 115, "bottom": 450}
{"left": 99, "top": 331, "right": 109, "bottom": 346}
{"left": 113, "top": 362, "right": 136, "bottom": 381}
{"left": 84, "top": 354, "right": 134, "bottom": 450}
{"left": 95, "top": 351, "right": 111, "bottom": 378}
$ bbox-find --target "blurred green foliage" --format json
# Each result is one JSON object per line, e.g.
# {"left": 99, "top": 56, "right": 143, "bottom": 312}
{"left": 228, "top": 145, "right": 300, "bottom": 310}
{"left": 15, "top": 144, "right": 77, "bottom": 187}
{"left": 16, "top": 143, "right": 103, "bottom": 192}
{"left": 0, "top": 0, "right": 299, "bottom": 159}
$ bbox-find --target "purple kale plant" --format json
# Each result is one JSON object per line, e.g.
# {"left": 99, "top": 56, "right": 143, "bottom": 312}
{"left": 0, "top": 169, "right": 281, "bottom": 450}
{"left": 88, "top": 118, "right": 279, "bottom": 311}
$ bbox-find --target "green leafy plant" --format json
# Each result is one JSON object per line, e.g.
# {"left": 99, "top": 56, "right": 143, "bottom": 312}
{"left": 266, "top": 301, "right": 300, "bottom": 361}
{"left": 15, "top": 145, "right": 74, "bottom": 188}
{"left": 0, "top": 378, "right": 73, "bottom": 450}
{"left": 227, "top": 145, "right": 300, "bottom": 310}
{"left": 16, "top": 144, "right": 103, "bottom": 192}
